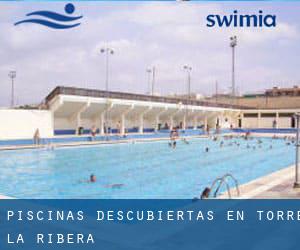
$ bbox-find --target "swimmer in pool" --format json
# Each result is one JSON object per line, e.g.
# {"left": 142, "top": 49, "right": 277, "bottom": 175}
{"left": 78, "top": 174, "right": 96, "bottom": 184}
{"left": 90, "top": 174, "right": 96, "bottom": 183}
{"left": 182, "top": 138, "right": 190, "bottom": 144}
{"left": 106, "top": 184, "right": 124, "bottom": 189}
{"left": 205, "top": 147, "right": 209, "bottom": 153}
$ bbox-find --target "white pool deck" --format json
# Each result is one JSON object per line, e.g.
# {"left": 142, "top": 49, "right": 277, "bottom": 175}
{"left": 0, "top": 133, "right": 211, "bottom": 151}
{"left": 0, "top": 132, "right": 296, "bottom": 151}
{"left": 219, "top": 165, "right": 300, "bottom": 199}
{"left": 0, "top": 194, "right": 14, "bottom": 199}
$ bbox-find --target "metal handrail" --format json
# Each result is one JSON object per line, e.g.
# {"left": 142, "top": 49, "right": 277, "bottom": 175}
{"left": 222, "top": 173, "right": 240, "bottom": 197}
{"left": 210, "top": 177, "right": 232, "bottom": 198}
{"left": 209, "top": 173, "right": 240, "bottom": 198}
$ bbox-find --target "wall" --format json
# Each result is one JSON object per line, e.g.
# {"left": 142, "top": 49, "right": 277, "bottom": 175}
{"left": 242, "top": 117, "right": 293, "bottom": 128}
{"left": 242, "top": 118, "right": 259, "bottom": 128}
{"left": 0, "top": 109, "right": 53, "bottom": 140}
{"left": 205, "top": 96, "right": 300, "bottom": 109}
{"left": 278, "top": 117, "right": 291, "bottom": 128}
{"left": 259, "top": 117, "right": 275, "bottom": 128}
{"left": 54, "top": 117, "right": 76, "bottom": 130}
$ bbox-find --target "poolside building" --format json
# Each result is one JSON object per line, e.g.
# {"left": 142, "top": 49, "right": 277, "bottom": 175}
{"left": 46, "top": 86, "right": 241, "bottom": 136}
{"left": 0, "top": 86, "right": 300, "bottom": 141}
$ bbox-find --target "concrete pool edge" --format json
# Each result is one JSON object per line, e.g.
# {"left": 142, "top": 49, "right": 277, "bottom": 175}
{"left": 0, "top": 194, "right": 14, "bottom": 199}
{"left": 0, "top": 132, "right": 296, "bottom": 151}
{"left": 219, "top": 165, "right": 300, "bottom": 199}
{"left": 0, "top": 134, "right": 214, "bottom": 151}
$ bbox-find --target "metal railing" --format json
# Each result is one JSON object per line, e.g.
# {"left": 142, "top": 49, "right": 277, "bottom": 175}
{"left": 209, "top": 173, "right": 240, "bottom": 198}
{"left": 45, "top": 86, "right": 251, "bottom": 109}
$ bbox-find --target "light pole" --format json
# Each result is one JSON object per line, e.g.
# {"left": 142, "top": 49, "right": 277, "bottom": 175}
{"left": 8, "top": 71, "right": 16, "bottom": 108}
{"left": 183, "top": 65, "right": 192, "bottom": 102}
{"left": 215, "top": 80, "right": 218, "bottom": 103}
{"left": 100, "top": 47, "right": 114, "bottom": 136}
{"left": 230, "top": 36, "right": 237, "bottom": 98}
{"left": 152, "top": 66, "right": 156, "bottom": 96}
{"left": 183, "top": 65, "right": 192, "bottom": 130}
{"left": 146, "top": 68, "right": 152, "bottom": 95}
{"left": 146, "top": 66, "right": 156, "bottom": 95}
{"left": 100, "top": 47, "right": 114, "bottom": 93}
{"left": 294, "top": 113, "right": 300, "bottom": 188}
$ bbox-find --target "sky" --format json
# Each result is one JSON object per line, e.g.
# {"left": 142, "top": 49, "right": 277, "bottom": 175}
{"left": 1, "top": 1, "right": 300, "bottom": 107}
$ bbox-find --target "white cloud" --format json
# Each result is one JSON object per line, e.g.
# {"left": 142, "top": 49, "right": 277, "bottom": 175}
{"left": 0, "top": 2, "right": 300, "bottom": 106}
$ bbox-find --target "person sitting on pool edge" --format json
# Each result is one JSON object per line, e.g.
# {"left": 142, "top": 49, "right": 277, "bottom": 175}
{"left": 200, "top": 187, "right": 211, "bottom": 199}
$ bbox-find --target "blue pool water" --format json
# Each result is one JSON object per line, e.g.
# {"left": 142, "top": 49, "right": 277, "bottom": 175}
{"left": 0, "top": 137, "right": 295, "bottom": 199}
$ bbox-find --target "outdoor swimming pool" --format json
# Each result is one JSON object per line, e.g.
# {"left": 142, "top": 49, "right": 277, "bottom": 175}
{"left": 0, "top": 136, "right": 295, "bottom": 198}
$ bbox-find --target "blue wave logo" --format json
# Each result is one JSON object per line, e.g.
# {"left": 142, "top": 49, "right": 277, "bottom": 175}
{"left": 14, "top": 3, "right": 82, "bottom": 29}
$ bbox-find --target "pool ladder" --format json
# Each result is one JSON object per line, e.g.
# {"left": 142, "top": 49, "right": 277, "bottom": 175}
{"left": 209, "top": 173, "right": 240, "bottom": 199}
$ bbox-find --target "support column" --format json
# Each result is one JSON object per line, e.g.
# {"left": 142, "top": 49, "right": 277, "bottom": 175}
{"left": 70, "top": 102, "right": 90, "bottom": 135}
{"left": 169, "top": 116, "right": 174, "bottom": 130}
{"left": 155, "top": 115, "right": 160, "bottom": 132}
{"left": 99, "top": 112, "right": 105, "bottom": 135}
{"left": 76, "top": 113, "right": 81, "bottom": 134}
{"left": 119, "top": 105, "right": 134, "bottom": 135}
{"left": 139, "top": 114, "right": 144, "bottom": 134}
{"left": 138, "top": 107, "right": 152, "bottom": 134}
{"left": 193, "top": 116, "right": 198, "bottom": 130}
{"left": 258, "top": 112, "right": 261, "bottom": 128}
{"left": 121, "top": 113, "right": 125, "bottom": 135}
{"left": 154, "top": 107, "right": 168, "bottom": 132}
{"left": 240, "top": 113, "right": 244, "bottom": 128}
{"left": 204, "top": 116, "right": 208, "bottom": 131}
{"left": 104, "top": 102, "right": 114, "bottom": 134}
{"left": 182, "top": 115, "right": 186, "bottom": 130}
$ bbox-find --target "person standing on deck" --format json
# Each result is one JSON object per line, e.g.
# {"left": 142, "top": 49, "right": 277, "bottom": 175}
{"left": 33, "top": 128, "right": 41, "bottom": 145}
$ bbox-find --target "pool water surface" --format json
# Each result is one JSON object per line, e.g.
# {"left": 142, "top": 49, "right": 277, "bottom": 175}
{"left": 0, "top": 136, "right": 295, "bottom": 198}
